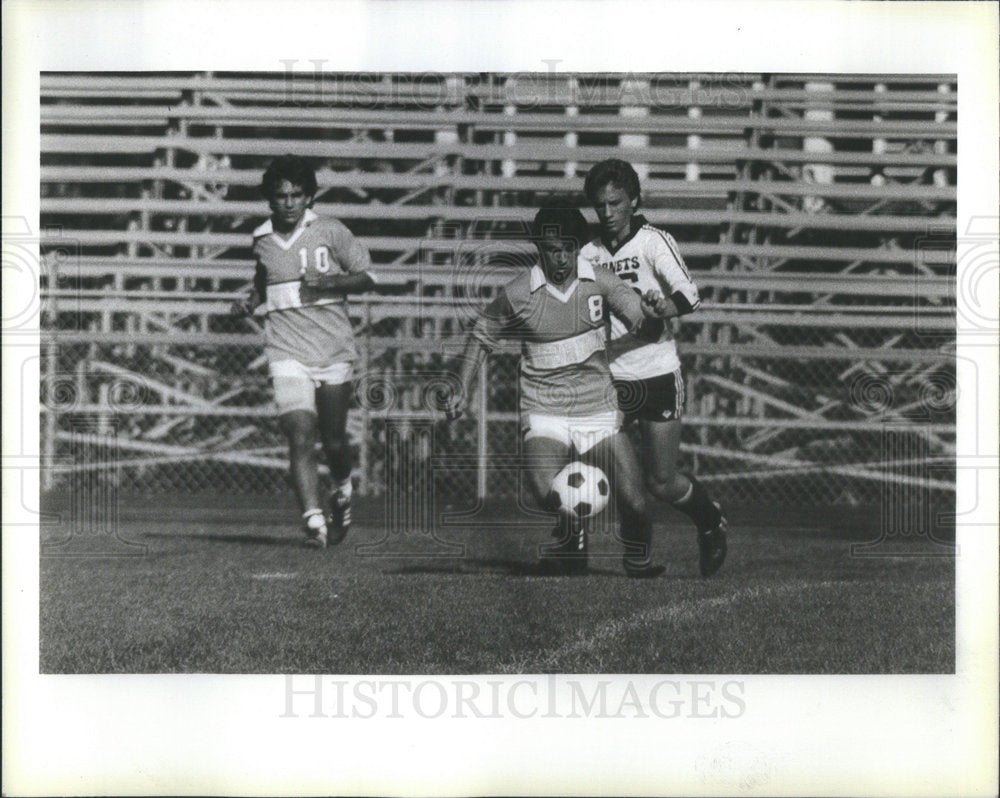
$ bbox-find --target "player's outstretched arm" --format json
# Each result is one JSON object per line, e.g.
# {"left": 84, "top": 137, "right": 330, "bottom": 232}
{"left": 445, "top": 334, "right": 488, "bottom": 420}
{"left": 639, "top": 289, "right": 666, "bottom": 317}
{"left": 231, "top": 261, "right": 266, "bottom": 317}
{"left": 646, "top": 231, "right": 701, "bottom": 319}
{"left": 445, "top": 284, "right": 509, "bottom": 419}
{"left": 230, "top": 291, "right": 260, "bottom": 317}
{"left": 301, "top": 271, "right": 378, "bottom": 296}
{"left": 596, "top": 265, "right": 664, "bottom": 342}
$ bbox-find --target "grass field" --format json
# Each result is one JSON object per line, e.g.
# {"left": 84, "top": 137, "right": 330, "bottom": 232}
{"left": 39, "top": 494, "right": 955, "bottom": 674}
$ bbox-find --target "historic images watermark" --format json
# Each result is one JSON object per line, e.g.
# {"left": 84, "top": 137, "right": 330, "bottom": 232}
{"left": 280, "top": 675, "right": 746, "bottom": 720}
{"left": 6, "top": 217, "right": 147, "bottom": 556}
{"left": 276, "top": 61, "right": 752, "bottom": 112}
{"left": 847, "top": 217, "right": 999, "bottom": 557}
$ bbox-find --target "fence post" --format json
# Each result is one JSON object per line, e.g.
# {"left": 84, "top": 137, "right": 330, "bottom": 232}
{"left": 43, "top": 339, "right": 58, "bottom": 492}
{"left": 477, "top": 355, "right": 488, "bottom": 501}
{"left": 358, "top": 297, "right": 371, "bottom": 496}
{"left": 41, "top": 249, "right": 57, "bottom": 492}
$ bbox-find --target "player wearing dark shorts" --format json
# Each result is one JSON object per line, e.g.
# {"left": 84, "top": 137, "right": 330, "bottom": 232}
{"left": 582, "top": 159, "right": 727, "bottom": 576}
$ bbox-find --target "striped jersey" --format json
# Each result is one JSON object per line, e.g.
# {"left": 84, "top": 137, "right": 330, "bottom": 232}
{"left": 580, "top": 215, "right": 700, "bottom": 380}
{"left": 472, "top": 259, "right": 652, "bottom": 416}
{"left": 252, "top": 209, "right": 373, "bottom": 367}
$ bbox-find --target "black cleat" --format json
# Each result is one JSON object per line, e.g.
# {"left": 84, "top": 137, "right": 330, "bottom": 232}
{"left": 698, "top": 502, "right": 728, "bottom": 577}
{"left": 326, "top": 492, "right": 351, "bottom": 546}
{"left": 539, "top": 525, "right": 588, "bottom": 576}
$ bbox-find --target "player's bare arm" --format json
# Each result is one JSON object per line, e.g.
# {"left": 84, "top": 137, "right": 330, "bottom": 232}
{"left": 230, "top": 291, "right": 260, "bottom": 318}
{"left": 446, "top": 285, "right": 510, "bottom": 419}
{"left": 231, "top": 261, "right": 267, "bottom": 317}
{"left": 641, "top": 288, "right": 699, "bottom": 320}
{"left": 301, "top": 270, "right": 377, "bottom": 294}
{"left": 446, "top": 334, "right": 489, "bottom": 420}
{"left": 596, "top": 265, "right": 664, "bottom": 342}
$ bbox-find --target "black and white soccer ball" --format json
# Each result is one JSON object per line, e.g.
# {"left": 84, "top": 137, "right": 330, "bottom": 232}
{"left": 550, "top": 461, "right": 610, "bottom": 520}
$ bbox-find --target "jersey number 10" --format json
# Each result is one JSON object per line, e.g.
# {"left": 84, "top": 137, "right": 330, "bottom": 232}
{"left": 298, "top": 246, "right": 332, "bottom": 275}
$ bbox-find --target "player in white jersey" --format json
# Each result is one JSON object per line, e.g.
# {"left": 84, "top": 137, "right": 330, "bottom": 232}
{"left": 582, "top": 159, "right": 727, "bottom": 577}
{"left": 446, "top": 205, "right": 669, "bottom": 578}
{"left": 232, "top": 155, "right": 379, "bottom": 548}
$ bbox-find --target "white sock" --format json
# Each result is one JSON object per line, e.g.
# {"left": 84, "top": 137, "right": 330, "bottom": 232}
{"left": 303, "top": 509, "right": 326, "bottom": 530}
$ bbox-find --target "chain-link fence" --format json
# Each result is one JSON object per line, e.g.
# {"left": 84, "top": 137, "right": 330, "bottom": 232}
{"left": 36, "top": 71, "right": 958, "bottom": 513}
{"left": 40, "top": 304, "right": 956, "bottom": 511}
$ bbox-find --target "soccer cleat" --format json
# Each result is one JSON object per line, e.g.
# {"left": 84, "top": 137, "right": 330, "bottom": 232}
{"left": 302, "top": 510, "right": 328, "bottom": 549}
{"left": 326, "top": 491, "right": 351, "bottom": 546}
{"left": 697, "top": 501, "right": 728, "bottom": 577}
{"left": 539, "top": 525, "right": 588, "bottom": 576}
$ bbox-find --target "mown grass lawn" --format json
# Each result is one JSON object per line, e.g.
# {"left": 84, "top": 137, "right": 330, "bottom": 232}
{"left": 39, "top": 497, "right": 955, "bottom": 674}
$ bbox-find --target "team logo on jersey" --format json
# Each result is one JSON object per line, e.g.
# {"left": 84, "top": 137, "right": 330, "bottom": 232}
{"left": 601, "top": 256, "right": 641, "bottom": 283}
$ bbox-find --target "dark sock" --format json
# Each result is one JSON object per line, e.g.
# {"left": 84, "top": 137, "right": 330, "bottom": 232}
{"left": 329, "top": 461, "right": 352, "bottom": 485}
{"left": 671, "top": 474, "right": 721, "bottom": 531}
{"left": 619, "top": 504, "right": 653, "bottom": 567}
{"left": 557, "top": 510, "right": 584, "bottom": 544}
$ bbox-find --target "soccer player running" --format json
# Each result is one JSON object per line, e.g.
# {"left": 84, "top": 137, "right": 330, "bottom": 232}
{"left": 446, "top": 205, "right": 669, "bottom": 578}
{"left": 232, "top": 155, "right": 379, "bottom": 548}
{"left": 581, "top": 159, "right": 727, "bottom": 577}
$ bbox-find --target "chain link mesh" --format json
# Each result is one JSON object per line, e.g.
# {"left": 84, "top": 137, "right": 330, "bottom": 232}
{"left": 38, "top": 71, "right": 957, "bottom": 512}
{"left": 41, "top": 316, "right": 955, "bottom": 509}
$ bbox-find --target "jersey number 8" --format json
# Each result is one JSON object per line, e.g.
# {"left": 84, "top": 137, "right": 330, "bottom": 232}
{"left": 588, "top": 295, "right": 603, "bottom": 322}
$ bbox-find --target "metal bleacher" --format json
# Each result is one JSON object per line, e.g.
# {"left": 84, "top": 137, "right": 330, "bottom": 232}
{"left": 39, "top": 71, "right": 957, "bottom": 504}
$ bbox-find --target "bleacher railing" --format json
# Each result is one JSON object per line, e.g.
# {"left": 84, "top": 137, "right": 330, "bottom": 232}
{"left": 39, "top": 72, "right": 956, "bottom": 507}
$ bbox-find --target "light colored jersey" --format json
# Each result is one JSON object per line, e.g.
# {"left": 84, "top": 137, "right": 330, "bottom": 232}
{"left": 253, "top": 209, "right": 372, "bottom": 368}
{"left": 472, "top": 259, "right": 651, "bottom": 416}
{"left": 580, "top": 216, "right": 700, "bottom": 380}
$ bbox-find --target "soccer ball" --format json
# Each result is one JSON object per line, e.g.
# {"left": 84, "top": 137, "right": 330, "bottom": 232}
{"left": 549, "top": 462, "right": 610, "bottom": 520}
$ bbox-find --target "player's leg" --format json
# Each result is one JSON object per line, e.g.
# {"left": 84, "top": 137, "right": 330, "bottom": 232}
{"left": 584, "top": 430, "right": 664, "bottom": 578}
{"left": 522, "top": 422, "right": 582, "bottom": 574}
{"left": 316, "top": 379, "right": 353, "bottom": 544}
{"left": 278, "top": 409, "right": 327, "bottom": 547}
{"left": 637, "top": 370, "right": 726, "bottom": 576}
{"left": 639, "top": 416, "right": 688, "bottom": 502}
{"left": 271, "top": 361, "right": 328, "bottom": 547}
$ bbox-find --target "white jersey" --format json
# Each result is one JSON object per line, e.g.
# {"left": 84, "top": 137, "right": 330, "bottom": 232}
{"left": 580, "top": 216, "right": 701, "bottom": 381}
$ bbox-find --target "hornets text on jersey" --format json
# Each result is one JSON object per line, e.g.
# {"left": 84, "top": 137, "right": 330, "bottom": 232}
{"left": 580, "top": 215, "right": 700, "bottom": 381}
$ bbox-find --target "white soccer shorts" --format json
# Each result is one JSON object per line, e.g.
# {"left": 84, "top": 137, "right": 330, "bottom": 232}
{"left": 521, "top": 411, "right": 621, "bottom": 455}
{"left": 269, "top": 359, "right": 353, "bottom": 414}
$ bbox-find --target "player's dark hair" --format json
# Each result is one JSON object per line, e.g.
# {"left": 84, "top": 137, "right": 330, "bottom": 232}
{"left": 583, "top": 158, "right": 641, "bottom": 207}
{"left": 260, "top": 155, "right": 318, "bottom": 199}
{"left": 531, "top": 204, "right": 590, "bottom": 249}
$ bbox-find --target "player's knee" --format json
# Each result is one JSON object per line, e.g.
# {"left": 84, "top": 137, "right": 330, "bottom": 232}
{"left": 531, "top": 474, "right": 560, "bottom": 511}
{"left": 645, "top": 472, "right": 686, "bottom": 503}
{"left": 284, "top": 424, "right": 317, "bottom": 455}
{"left": 644, "top": 473, "right": 669, "bottom": 499}
{"left": 620, "top": 485, "right": 647, "bottom": 517}
{"left": 321, "top": 429, "right": 346, "bottom": 449}
{"left": 323, "top": 436, "right": 350, "bottom": 461}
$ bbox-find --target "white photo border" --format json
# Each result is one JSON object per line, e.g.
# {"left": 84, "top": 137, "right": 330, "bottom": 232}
{"left": 3, "top": 1, "right": 998, "bottom": 796}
